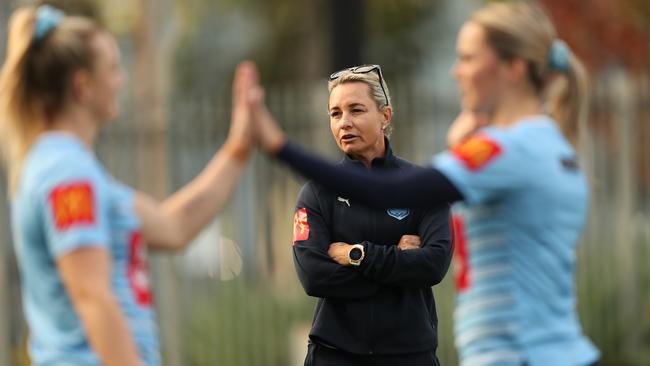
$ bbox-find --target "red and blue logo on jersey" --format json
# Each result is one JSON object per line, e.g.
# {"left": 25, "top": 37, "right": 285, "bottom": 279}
{"left": 451, "top": 135, "right": 502, "bottom": 171}
{"left": 49, "top": 181, "right": 95, "bottom": 230}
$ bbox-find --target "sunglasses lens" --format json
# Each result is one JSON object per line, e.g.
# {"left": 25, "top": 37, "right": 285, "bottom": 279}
{"left": 330, "top": 65, "right": 380, "bottom": 79}
{"left": 330, "top": 70, "right": 345, "bottom": 80}
{"left": 355, "top": 65, "right": 378, "bottom": 73}
{"left": 328, "top": 65, "right": 388, "bottom": 106}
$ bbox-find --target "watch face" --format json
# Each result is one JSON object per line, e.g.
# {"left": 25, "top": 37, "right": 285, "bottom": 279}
{"left": 349, "top": 247, "right": 362, "bottom": 261}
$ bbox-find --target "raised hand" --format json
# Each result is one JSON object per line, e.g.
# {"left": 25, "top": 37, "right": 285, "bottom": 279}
{"left": 226, "top": 61, "right": 261, "bottom": 160}
{"left": 251, "top": 89, "right": 287, "bottom": 155}
{"left": 446, "top": 110, "right": 489, "bottom": 148}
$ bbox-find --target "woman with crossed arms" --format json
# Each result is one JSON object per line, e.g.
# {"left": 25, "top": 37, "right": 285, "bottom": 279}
{"left": 253, "top": 2, "right": 600, "bottom": 365}
{"left": 293, "top": 64, "right": 452, "bottom": 366}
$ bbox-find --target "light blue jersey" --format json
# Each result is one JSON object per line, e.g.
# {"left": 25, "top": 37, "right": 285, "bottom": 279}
{"left": 434, "top": 116, "right": 599, "bottom": 366}
{"left": 12, "top": 133, "right": 159, "bottom": 366}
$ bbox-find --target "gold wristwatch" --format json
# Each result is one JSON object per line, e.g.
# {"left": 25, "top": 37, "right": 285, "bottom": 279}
{"left": 348, "top": 244, "right": 365, "bottom": 266}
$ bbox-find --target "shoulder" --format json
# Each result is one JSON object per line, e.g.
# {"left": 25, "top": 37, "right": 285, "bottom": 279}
{"left": 296, "top": 180, "right": 332, "bottom": 205}
{"left": 442, "top": 123, "right": 535, "bottom": 170}
{"left": 500, "top": 115, "right": 564, "bottom": 146}
{"left": 298, "top": 180, "right": 318, "bottom": 197}
{"left": 22, "top": 144, "right": 107, "bottom": 199}
{"left": 479, "top": 116, "right": 575, "bottom": 166}
{"left": 433, "top": 130, "right": 508, "bottom": 172}
{"left": 512, "top": 116, "right": 574, "bottom": 153}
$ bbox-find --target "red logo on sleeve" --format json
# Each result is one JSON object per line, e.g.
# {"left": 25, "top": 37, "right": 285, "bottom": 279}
{"left": 292, "top": 208, "right": 310, "bottom": 244}
{"left": 451, "top": 135, "right": 502, "bottom": 171}
{"left": 128, "top": 231, "right": 152, "bottom": 307}
{"left": 49, "top": 182, "right": 95, "bottom": 230}
{"left": 452, "top": 214, "right": 470, "bottom": 292}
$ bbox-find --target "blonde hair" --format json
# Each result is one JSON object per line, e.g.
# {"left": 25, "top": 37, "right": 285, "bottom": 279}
{"left": 0, "top": 6, "right": 100, "bottom": 194}
{"left": 327, "top": 69, "right": 394, "bottom": 136}
{"left": 471, "top": 1, "right": 589, "bottom": 147}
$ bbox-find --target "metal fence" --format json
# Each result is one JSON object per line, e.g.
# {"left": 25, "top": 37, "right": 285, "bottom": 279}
{"left": 1, "top": 71, "right": 649, "bottom": 365}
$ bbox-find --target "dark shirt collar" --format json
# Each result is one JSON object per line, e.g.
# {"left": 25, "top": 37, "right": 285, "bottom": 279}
{"left": 341, "top": 137, "right": 398, "bottom": 170}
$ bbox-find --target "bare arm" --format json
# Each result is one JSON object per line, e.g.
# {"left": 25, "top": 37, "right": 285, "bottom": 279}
{"left": 134, "top": 142, "right": 248, "bottom": 251}
{"left": 58, "top": 247, "right": 142, "bottom": 366}
{"left": 135, "top": 61, "right": 260, "bottom": 251}
{"left": 253, "top": 97, "right": 462, "bottom": 209}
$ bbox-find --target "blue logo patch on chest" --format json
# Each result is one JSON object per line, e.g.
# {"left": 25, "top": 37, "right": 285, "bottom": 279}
{"left": 387, "top": 208, "right": 410, "bottom": 220}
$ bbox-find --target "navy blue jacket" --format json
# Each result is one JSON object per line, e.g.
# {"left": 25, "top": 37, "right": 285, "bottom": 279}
{"left": 292, "top": 141, "right": 453, "bottom": 355}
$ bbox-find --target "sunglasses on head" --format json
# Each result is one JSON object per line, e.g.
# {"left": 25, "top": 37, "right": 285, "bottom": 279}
{"left": 329, "top": 64, "right": 389, "bottom": 107}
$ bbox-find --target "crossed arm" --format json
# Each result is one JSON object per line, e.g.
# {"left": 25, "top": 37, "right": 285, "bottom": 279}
{"left": 293, "top": 183, "right": 452, "bottom": 300}
{"left": 327, "top": 205, "right": 452, "bottom": 288}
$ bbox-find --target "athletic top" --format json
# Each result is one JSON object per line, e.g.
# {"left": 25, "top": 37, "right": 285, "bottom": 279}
{"left": 12, "top": 132, "right": 159, "bottom": 365}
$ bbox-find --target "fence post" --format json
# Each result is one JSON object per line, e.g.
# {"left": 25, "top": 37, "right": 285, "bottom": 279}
{"left": 131, "top": 0, "right": 182, "bottom": 364}
{"left": 610, "top": 70, "right": 639, "bottom": 334}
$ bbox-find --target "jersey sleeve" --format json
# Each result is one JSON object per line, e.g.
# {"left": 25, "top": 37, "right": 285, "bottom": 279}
{"left": 433, "top": 130, "right": 528, "bottom": 206}
{"left": 37, "top": 157, "right": 111, "bottom": 258}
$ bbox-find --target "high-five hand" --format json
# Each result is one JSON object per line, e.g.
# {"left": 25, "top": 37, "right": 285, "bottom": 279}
{"left": 250, "top": 87, "right": 287, "bottom": 154}
{"left": 226, "top": 61, "right": 262, "bottom": 160}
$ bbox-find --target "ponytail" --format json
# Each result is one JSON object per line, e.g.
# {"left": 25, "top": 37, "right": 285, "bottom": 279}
{"left": 0, "top": 6, "right": 99, "bottom": 195}
{"left": 470, "top": 2, "right": 590, "bottom": 149}
{"left": 0, "top": 7, "right": 42, "bottom": 195}
{"left": 544, "top": 49, "right": 589, "bottom": 148}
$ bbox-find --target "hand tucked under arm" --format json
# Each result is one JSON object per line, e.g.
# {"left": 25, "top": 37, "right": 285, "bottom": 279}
{"left": 328, "top": 242, "right": 354, "bottom": 265}
{"left": 352, "top": 207, "right": 453, "bottom": 288}
{"left": 397, "top": 234, "right": 421, "bottom": 251}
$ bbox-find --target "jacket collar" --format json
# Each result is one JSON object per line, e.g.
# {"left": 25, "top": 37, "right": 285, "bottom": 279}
{"left": 341, "top": 137, "right": 398, "bottom": 170}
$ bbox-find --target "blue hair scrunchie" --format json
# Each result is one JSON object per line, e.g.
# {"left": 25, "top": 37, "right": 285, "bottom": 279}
{"left": 33, "top": 5, "right": 65, "bottom": 41}
{"left": 548, "top": 39, "right": 570, "bottom": 73}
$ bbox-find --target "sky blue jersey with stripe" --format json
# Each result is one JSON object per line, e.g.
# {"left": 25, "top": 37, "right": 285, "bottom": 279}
{"left": 12, "top": 133, "right": 159, "bottom": 366}
{"left": 434, "top": 116, "right": 599, "bottom": 366}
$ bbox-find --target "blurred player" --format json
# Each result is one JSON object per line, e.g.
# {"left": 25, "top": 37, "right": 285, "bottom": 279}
{"left": 0, "top": 5, "right": 257, "bottom": 365}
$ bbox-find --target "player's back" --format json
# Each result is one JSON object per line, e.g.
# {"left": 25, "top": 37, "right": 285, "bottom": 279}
{"left": 436, "top": 116, "right": 599, "bottom": 366}
{"left": 504, "top": 119, "right": 595, "bottom": 363}
{"left": 12, "top": 132, "right": 160, "bottom": 365}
